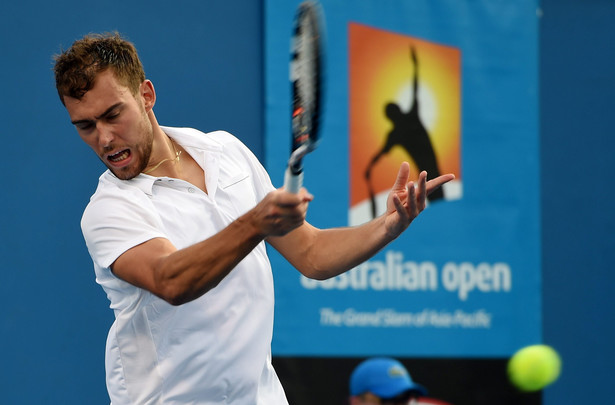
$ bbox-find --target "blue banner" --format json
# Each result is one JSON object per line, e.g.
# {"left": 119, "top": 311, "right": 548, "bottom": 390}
{"left": 265, "top": 0, "right": 540, "bottom": 357}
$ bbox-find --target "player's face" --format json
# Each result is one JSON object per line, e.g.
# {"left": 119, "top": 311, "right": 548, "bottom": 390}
{"left": 64, "top": 69, "right": 154, "bottom": 180}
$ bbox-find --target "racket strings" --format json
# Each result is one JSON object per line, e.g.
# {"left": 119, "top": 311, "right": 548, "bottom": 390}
{"left": 296, "top": 20, "right": 318, "bottom": 111}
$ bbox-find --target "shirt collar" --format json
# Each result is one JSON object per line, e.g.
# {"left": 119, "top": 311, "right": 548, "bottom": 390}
{"left": 102, "top": 171, "right": 159, "bottom": 196}
{"left": 100, "top": 126, "right": 222, "bottom": 196}
{"left": 161, "top": 126, "right": 224, "bottom": 153}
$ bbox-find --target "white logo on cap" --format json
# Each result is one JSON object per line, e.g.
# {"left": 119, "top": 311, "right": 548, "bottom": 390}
{"left": 388, "top": 365, "right": 407, "bottom": 378}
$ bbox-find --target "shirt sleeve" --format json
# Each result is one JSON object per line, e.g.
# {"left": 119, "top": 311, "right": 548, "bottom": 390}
{"left": 81, "top": 182, "right": 167, "bottom": 270}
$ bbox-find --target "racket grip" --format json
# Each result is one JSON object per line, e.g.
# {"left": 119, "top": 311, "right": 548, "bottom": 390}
{"left": 284, "top": 167, "right": 304, "bottom": 193}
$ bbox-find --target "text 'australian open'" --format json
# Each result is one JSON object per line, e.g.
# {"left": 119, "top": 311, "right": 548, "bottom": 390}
{"left": 300, "top": 250, "right": 512, "bottom": 301}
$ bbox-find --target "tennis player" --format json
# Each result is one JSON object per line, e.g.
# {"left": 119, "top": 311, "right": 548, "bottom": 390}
{"left": 54, "top": 32, "right": 454, "bottom": 405}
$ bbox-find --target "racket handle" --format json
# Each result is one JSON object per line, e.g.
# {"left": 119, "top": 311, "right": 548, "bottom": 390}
{"left": 284, "top": 167, "right": 304, "bottom": 193}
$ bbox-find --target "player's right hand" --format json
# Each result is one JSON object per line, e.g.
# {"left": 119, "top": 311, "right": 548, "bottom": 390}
{"left": 249, "top": 188, "right": 313, "bottom": 237}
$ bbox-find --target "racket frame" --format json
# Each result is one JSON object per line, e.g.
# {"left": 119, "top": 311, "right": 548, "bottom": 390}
{"left": 284, "top": 1, "right": 323, "bottom": 193}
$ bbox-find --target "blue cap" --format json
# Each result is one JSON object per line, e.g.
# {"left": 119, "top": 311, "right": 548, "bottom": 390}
{"left": 350, "top": 358, "right": 427, "bottom": 398}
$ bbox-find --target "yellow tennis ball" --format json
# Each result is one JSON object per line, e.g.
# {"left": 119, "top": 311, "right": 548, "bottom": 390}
{"left": 508, "top": 344, "right": 561, "bottom": 392}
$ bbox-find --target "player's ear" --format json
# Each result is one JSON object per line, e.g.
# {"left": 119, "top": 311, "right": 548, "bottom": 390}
{"left": 140, "top": 79, "right": 156, "bottom": 111}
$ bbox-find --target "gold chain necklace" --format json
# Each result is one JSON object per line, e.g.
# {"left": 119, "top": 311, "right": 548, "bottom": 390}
{"left": 143, "top": 139, "right": 182, "bottom": 174}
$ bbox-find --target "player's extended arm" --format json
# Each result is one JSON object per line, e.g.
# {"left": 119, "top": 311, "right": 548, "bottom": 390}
{"left": 269, "top": 163, "right": 454, "bottom": 280}
{"left": 111, "top": 189, "right": 312, "bottom": 305}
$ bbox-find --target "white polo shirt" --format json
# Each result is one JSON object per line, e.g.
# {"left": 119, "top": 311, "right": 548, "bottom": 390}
{"left": 81, "top": 127, "right": 288, "bottom": 405}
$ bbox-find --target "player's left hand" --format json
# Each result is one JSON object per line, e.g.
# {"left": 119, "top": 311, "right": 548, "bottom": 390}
{"left": 384, "top": 162, "right": 455, "bottom": 238}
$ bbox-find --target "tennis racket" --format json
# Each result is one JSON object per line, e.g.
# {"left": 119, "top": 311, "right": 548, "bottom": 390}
{"left": 284, "top": 1, "right": 324, "bottom": 193}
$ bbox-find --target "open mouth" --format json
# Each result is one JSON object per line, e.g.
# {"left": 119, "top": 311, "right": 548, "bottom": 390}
{"left": 107, "top": 149, "right": 131, "bottom": 164}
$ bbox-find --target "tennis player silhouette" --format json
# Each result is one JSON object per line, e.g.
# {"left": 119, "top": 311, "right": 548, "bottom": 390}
{"left": 365, "top": 46, "right": 443, "bottom": 218}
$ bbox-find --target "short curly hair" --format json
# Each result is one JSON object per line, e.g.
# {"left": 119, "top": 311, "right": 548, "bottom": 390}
{"left": 53, "top": 32, "right": 146, "bottom": 105}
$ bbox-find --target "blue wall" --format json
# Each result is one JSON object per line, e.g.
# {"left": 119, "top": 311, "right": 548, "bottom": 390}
{"left": 0, "top": 0, "right": 613, "bottom": 403}
{"left": 541, "top": 0, "right": 615, "bottom": 402}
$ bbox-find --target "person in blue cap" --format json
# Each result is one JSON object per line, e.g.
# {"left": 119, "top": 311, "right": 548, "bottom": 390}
{"left": 349, "top": 357, "right": 427, "bottom": 405}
